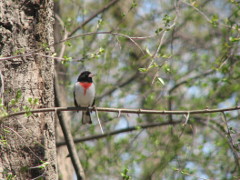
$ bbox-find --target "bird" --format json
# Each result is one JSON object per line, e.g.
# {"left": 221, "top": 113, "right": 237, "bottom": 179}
{"left": 73, "top": 71, "right": 95, "bottom": 124}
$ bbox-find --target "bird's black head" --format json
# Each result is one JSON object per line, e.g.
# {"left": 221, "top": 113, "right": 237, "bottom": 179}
{"left": 77, "top": 71, "right": 94, "bottom": 82}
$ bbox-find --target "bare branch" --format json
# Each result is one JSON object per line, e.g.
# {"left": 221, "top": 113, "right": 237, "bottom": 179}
{"left": 169, "top": 69, "right": 215, "bottom": 93}
{"left": 55, "top": 110, "right": 86, "bottom": 179}
{"left": 0, "top": 31, "right": 155, "bottom": 62}
{"left": 55, "top": 31, "right": 147, "bottom": 54}
{"left": 56, "top": 120, "right": 183, "bottom": 147}
{"left": 199, "top": 118, "right": 240, "bottom": 172}
{"left": 69, "top": 0, "right": 121, "bottom": 37}
{"left": 0, "top": 53, "right": 33, "bottom": 61}
{"left": 3, "top": 125, "right": 42, "bottom": 161}
{"left": 181, "top": 0, "right": 240, "bottom": 31}
{"left": 97, "top": 71, "right": 140, "bottom": 99}
{"left": 1, "top": 106, "right": 240, "bottom": 122}
{"left": 221, "top": 112, "right": 240, "bottom": 169}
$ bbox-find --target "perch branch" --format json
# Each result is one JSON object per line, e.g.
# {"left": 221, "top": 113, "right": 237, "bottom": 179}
{"left": 1, "top": 106, "right": 240, "bottom": 122}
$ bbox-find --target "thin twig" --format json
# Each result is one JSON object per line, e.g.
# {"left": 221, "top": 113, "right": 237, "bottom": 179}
{"left": 96, "top": 71, "right": 140, "bottom": 100}
{"left": 55, "top": 31, "right": 147, "bottom": 54}
{"left": 169, "top": 69, "right": 215, "bottom": 93}
{"left": 183, "top": 112, "right": 190, "bottom": 125}
{"left": 0, "top": 70, "right": 4, "bottom": 104}
{"left": 95, "top": 108, "right": 104, "bottom": 134}
{"left": 221, "top": 112, "right": 240, "bottom": 169}
{"left": 174, "top": 168, "right": 211, "bottom": 180}
{"left": 181, "top": 1, "right": 212, "bottom": 23}
{"left": 69, "top": 0, "right": 121, "bottom": 37}
{"left": 0, "top": 31, "right": 154, "bottom": 62}
{"left": 0, "top": 53, "right": 33, "bottom": 61}
{"left": 31, "top": 172, "right": 46, "bottom": 180}
{"left": 179, "top": 112, "right": 190, "bottom": 138}
{"left": 54, "top": 14, "right": 69, "bottom": 59}
{"left": 199, "top": 118, "right": 240, "bottom": 171}
{"left": 147, "top": 21, "right": 176, "bottom": 69}
{"left": 3, "top": 125, "right": 42, "bottom": 161}
{"left": 147, "top": 30, "right": 167, "bottom": 69}
{"left": 181, "top": 0, "right": 240, "bottom": 31}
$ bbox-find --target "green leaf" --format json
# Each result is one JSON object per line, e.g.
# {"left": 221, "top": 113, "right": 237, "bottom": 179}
{"left": 229, "top": 36, "right": 240, "bottom": 42}
{"left": 145, "top": 47, "right": 152, "bottom": 56}
{"left": 98, "top": 47, "right": 105, "bottom": 54}
{"left": 130, "top": 0, "right": 137, "bottom": 10}
{"left": 23, "top": 105, "right": 32, "bottom": 117}
{"left": 149, "top": 62, "right": 159, "bottom": 69}
{"left": 16, "top": 89, "right": 22, "bottom": 100}
{"left": 33, "top": 98, "right": 39, "bottom": 105}
{"left": 62, "top": 56, "right": 72, "bottom": 64}
{"left": 172, "top": 167, "right": 179, "bottom": 171}
{"left": 97, "top": 19, "right": 103, "bottom": 28}
{"left": 157, "top": 77, "right": 165, "bottom": 85}
{"left": 211, "top": 15, "right": 219, "bottom": 26}
{"left": 3, "top": 129, "right": 10, "bottom": 133}
{"left": 41, "top": 43, "right": 50, "bottom": 51}
{"left": 191, "top": 1, "right": 199, "bottom": 7}
{"left": 161, "top": 54, "right": 172, "bottom": 59}
{"left": 155, "top": 27, "right": 163, "bottom": 34}
{"left": 163, "top": 64, "right": 171, "bottom": 73}
{"left": 52, "top": 53, "right": 57, "bottom": 57}
{"left": 135, "top": 126, "right": 142, "bottom": 131}
{"left": 229, "top": 127, "right": 236, "bottom": 134}
{"left": 28, "top": 97, "right": 33, "bottom": 104}
{"left": 14, "top": 48, "right": 25, "bottom": 55}
{"left": 138, "top": 68, "right": 148, "bottom": 72}
{"left": 65, "top": 41, "right": 72, "bottom": 47}
{"left": 121, "top": 12, "right": 126, "bottom": 18}
{"left": 39, "top": 161, "right": 50, "bottom": 169}
{"left": 9, "top": 99, "right": 17, "bottom": 106}
{"left": 121, "top": 167, "right": 131, "bottom": 180}
{"left": 163, "top": 14, "right": 173, "bottom": 26}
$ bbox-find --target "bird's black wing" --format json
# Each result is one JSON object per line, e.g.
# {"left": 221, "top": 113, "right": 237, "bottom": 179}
{"left": 73, "top": 87, "right": 79, "bottom": 107}
{"left": 92, "top": 98, "right": 95, "bottom": 106}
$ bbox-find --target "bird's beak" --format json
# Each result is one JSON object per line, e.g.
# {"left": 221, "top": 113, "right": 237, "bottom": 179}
{"left": 88, "top": 73, "right": 94, "bottom": 77}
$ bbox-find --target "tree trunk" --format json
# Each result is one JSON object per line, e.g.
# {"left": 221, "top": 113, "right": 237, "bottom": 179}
{"left": 0, "top": 0, "right": 57, "bottom": 179}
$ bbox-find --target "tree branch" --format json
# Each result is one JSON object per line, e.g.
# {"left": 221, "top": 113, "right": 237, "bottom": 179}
{"left": 221, "top": 112, "right": 240, "bottom": 169}
{"left": 198, "top": 118, "right": 240, "bottom": 172}
{"left": 56, "top": 110, "right": 85, "bottom": 180}
{"left": 96, "top": 71, "right": 140, "bottom": 100}
{"left": 0, "top": 31, "right": 154, "bottom": 62}
{"left": 56, "top": 120, "right": 183, "bottom": 147}
{"left": 1, "top": 106, "right": 240, "bottom": 121}
{"left": 55, "top": 31, "right": 148, "bottom": 54}
{"left": 169, "top": 69, "right": 215, "bottom": 94}
{"left": 69, "top": 0, "right": 121, "bottom": 37}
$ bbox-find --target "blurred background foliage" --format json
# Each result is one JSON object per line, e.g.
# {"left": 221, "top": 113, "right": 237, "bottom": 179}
{"left": 54, "top": 0, "right": 240, "bottom": 179}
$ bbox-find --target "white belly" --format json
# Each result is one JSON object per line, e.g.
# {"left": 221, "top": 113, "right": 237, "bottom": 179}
{"left": 74, "top": 82, "right": 95, "bottom": 106}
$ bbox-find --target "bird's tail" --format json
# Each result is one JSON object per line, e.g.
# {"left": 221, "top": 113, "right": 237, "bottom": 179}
{"left": 82, "top": 110, "right": 92, "bottom": 124}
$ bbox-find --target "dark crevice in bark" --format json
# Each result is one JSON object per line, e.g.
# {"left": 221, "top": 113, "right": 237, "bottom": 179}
{"left": 22, "top": 1, "right": 40, "bottom": 19}
{"left": 0, "top": 22, "right": 13, "bottom": 31}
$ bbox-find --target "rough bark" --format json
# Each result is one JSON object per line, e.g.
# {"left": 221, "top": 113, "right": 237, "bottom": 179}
{"left": 0, "top": 0, "right": 57, "bottom": 179}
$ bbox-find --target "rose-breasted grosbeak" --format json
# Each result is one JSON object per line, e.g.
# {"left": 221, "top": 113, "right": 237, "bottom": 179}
{"left": 74, "top": 71, "right": 95, "bottom": 124}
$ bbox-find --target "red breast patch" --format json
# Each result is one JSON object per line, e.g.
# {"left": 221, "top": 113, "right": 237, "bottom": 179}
{"left": 79, "top": 82, "right": 92, "bottom": 95}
